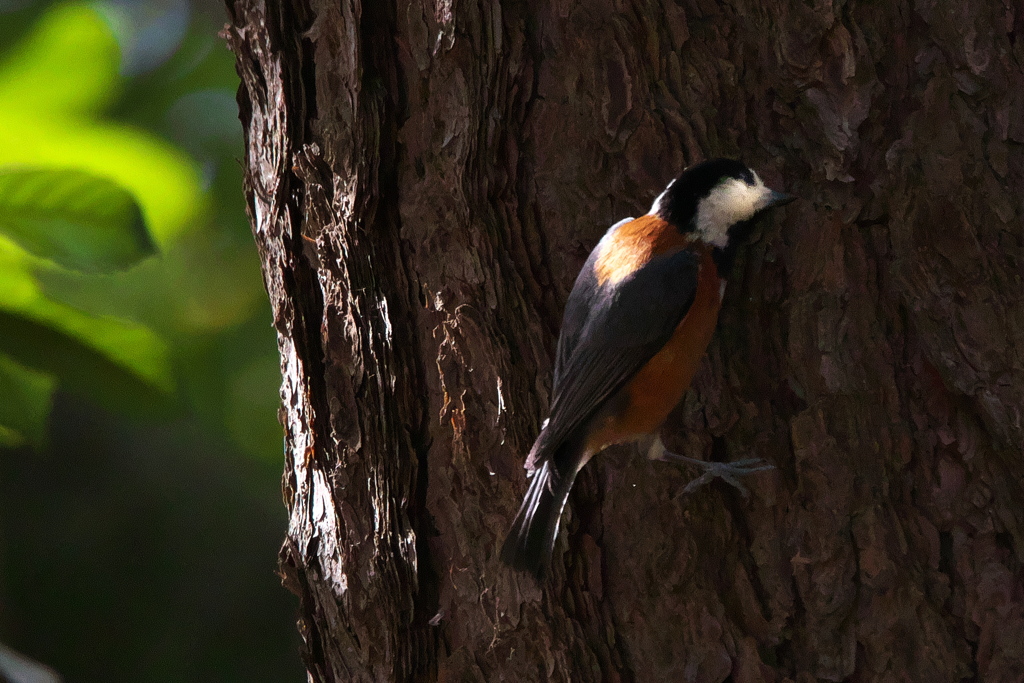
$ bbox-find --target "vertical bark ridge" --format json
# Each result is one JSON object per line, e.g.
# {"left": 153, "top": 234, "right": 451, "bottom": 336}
{"left": 228, "top": 0, "right": 438, "bottom": 679}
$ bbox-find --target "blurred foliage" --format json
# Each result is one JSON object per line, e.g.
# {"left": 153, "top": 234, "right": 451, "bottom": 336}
{"left": 0, "top": 0, "right": 300, "bottom": 680}
{"left": 0, "top": 0, "right": 280, "bottom": 456}
{"left": 0, "top": 167, "right": 155, "bottom": 273}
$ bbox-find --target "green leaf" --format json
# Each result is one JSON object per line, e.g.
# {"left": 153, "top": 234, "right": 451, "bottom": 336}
{"left": 0, "top": 308, "right": 172, "bottom": 413}
{"left": 0, "top": 167, "right": 155, "bottom": 272}
{"left": 0, "top": 2, "right": 205, "bottom": 246}
{"left": 0, "top": 353, "right": 55, "bottom": 447}
{"left": 0, "top": 243, "right": 174, "bottom": 412}
{"left": 0, "top": 2, "right": 119, "bottom": 117}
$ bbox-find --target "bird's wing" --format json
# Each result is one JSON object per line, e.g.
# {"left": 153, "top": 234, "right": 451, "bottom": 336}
{"left": 528, "top": 246, "right": 701, "bottom": 470}
{"left": 552, "top": 217, "right": 634, "bottom": 389}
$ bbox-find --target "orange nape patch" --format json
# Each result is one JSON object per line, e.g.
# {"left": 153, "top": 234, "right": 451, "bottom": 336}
{"left": 584, "top": 248, "right": 722, "bottom": 453}
{"left": 593, "top": 215, "right": 689, "bottom": 286}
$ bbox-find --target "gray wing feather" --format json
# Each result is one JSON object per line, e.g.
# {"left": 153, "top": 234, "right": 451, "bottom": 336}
{"left": 552, "top": 216, "right": 634, "bottom": 388}
{"left": 529, "top": 248, "right": 701, "bottom": 471}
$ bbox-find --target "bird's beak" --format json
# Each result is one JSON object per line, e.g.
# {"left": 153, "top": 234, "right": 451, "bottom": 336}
{"left": 765, "top": 190, "right": 796, "bottom": 208}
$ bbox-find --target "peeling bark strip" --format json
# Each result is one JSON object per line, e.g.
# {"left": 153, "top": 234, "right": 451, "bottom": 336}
{"left": 227, "top": 0, "right": 1024, "bottom": 681}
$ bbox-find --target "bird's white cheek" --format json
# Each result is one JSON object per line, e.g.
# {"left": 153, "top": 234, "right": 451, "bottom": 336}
{"left": 696, "top": 178, "right": 766, "bottom": 247}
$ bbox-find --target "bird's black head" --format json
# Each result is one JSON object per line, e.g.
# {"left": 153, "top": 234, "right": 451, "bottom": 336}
{"left": 651, "top": 158, "right": 793, "bottom": 248}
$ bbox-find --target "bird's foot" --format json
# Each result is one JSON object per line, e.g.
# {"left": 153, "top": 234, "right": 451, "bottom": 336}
{"left": 656, "top": 452, "right": 774, "bottom": 498}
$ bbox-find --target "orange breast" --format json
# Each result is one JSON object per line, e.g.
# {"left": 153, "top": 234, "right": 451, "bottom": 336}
{"left": 585, "top": 248, "right": 722, "bottom": 453}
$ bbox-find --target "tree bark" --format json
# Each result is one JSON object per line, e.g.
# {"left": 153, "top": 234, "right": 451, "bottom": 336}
{"left": 225, "top": 0, "right": 1024, "bottom": 681}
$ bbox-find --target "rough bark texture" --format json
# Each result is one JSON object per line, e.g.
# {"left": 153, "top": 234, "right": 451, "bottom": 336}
{"left": 225, "top": 0, "right": 1024, "bottom": 681}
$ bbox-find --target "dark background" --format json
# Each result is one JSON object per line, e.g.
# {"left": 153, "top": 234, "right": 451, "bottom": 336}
{"left": 0, "top": 0, "right": 302, "bottom": 680}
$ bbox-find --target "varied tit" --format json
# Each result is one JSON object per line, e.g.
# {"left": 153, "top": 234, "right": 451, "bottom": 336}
{"left": 500, "top": 158, "right": 795, "bottom": 579}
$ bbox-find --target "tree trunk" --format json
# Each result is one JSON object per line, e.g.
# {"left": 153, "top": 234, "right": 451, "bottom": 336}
{"left": 224, "top": 0, "right": 1024, "bottom": 681}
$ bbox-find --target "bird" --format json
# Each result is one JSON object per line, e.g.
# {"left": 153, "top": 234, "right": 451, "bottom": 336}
{"left": 500, "top": 158, "right": 795, "bottom": 578}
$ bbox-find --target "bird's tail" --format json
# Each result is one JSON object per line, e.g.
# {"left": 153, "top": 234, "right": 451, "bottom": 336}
{"left": 500, "top": 458, "right": 577, "bottom": 578}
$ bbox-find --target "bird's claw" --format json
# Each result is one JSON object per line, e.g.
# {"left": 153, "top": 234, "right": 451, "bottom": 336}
{"left": 728, "top": 457, "right": 771, "bottom": 468}
{"left": 661, "top": 453, "right": 775, "bottom": 498}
